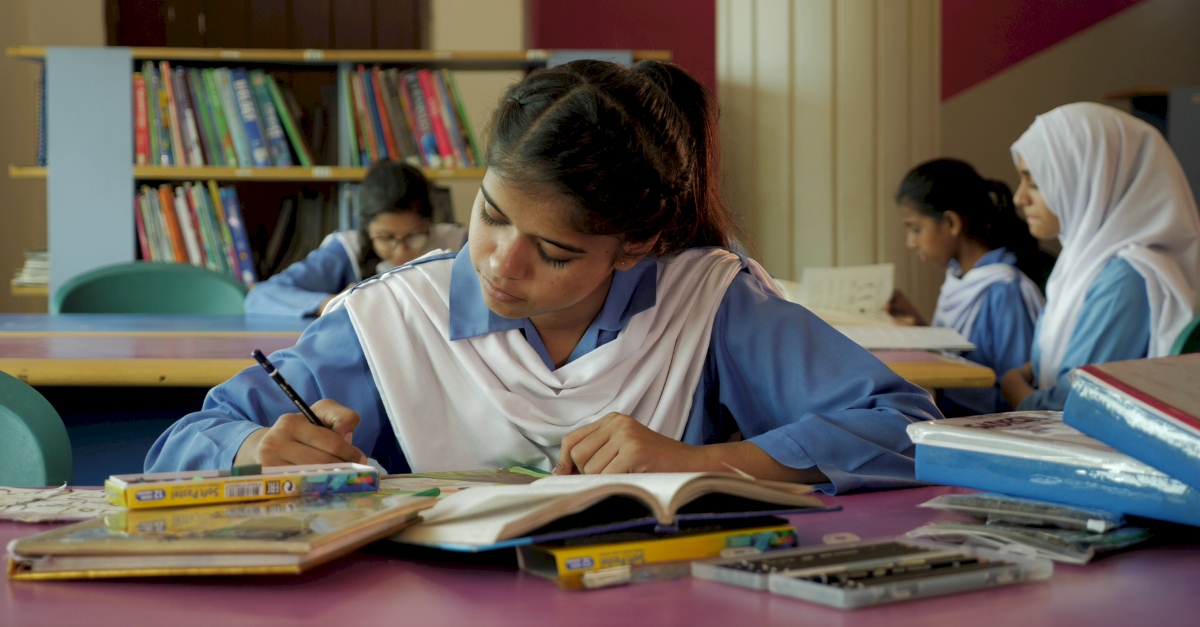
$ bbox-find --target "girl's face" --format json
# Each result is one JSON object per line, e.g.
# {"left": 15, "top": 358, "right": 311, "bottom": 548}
{"left": 368, "top": 210, "right": 431, "bottom": 267}
{"left": 1014, "top": 155, "right": 1061, "bottom": 239}
{"left": 899, "top": 202, "right": 958, "bottom": 267}
{"left": 468, "top": 171, "right": 653, "bottom": 329}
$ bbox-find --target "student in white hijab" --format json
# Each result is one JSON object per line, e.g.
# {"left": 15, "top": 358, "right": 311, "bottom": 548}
{"left": 1001, "top": 102, "right": 1200, "bottom": 410}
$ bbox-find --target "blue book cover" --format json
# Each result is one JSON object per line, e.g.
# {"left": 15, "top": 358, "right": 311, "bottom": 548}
{"left": 214, "top": 69, "right": 252, "bottom": 167}
{"left": 908, "top": 412, "right": 1200, "bottom": 527}
{"left": 248, "top": 69, "right": 293, "bottom": 167}
{"left": 219, "top": 186, "right": 259, "bottom": 285}
{"left": 1064, "top": 355, "right": 1200, "bottom": 492}
{"left": 229, "top": 68, "right": 272, "bottom": 167}
{"left": 359, "top": 66, "right": 389, "bottom": 162}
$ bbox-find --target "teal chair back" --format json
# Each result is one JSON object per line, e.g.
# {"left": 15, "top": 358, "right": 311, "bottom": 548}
{"left": 1170, "top": 316, "right": 1200, "bottom": 355}
{"left": 52, "top": 261, "right": 248, "bottom": 314}
{"left": 0, "top": 371, "right": 72, "bottom": 486}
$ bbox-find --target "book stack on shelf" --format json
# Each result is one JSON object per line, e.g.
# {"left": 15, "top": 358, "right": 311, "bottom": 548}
{"left": 11, "top": 248, "right": 48, "bottom": 289}
{"left": 135, "top": 182, "right": 257, "bottom": 286}
{"left": 341, "top": 66, "right": 481, "bottom": 169}
{"left": 133, "top": 63, "right": 313, "bottom": 168}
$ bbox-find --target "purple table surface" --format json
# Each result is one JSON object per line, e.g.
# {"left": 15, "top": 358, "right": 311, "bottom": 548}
{"left": 4, "top": 485, "right": 1199, "bottom": 627}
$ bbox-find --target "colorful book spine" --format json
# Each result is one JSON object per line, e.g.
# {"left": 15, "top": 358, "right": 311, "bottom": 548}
{"left": 214, "top": 69, "right": 252, "bottom": 167}
{"left": 371, "top": 66, "right": 401, "bottom": 161}
{"left": 132, "top": 73, "right": 150, "bottom": 165}
{"left": 187, "top": 68, "right": 222, "bottom": 166}
{"left": 172, "top": 68, "right": 205, "bottom": 166}
{"left": 402, "top": 71, "right": 440, "bottom": 168}
{"left": 417, "top": 69, "right": 455, "bottom": 167}
{"left": 134, "top": 194, "right": 150, "bottom": 259}
{"left": 160, "top": 61, "right": 187, "bottom": 166}
{"left": 174, "top": 186, "right": 204, "bottom": 265}
{"left": 220, "top": 187, "right": 259, "bottom": 285}
{"left": 140, "top": 186, "right": 166, "bottom": 261}
{"left": 354, "top": 66, "right": 382, "bottom": 163}
{"left": 340, "top": 68, "right": 362, "bottom": 166}
{"left": 248, "top": 69, "right": 294, "bottom": 167}
{"left": 202, "top": 70, "right": 240, "bottom": 167}
{"left": 207, "top": 180, "right": 242, "bottom": 280}
{"left": 444, "top": 70, "right": 482, "bottom": 166}
{"left": 265, "top": 74, "right": 313, "bottom": 167}
{"left": 432, "top": 70, "right": 468, "bottom": 167}
{"left": 383, "top": 69, "right": 420, "bottom": 165}
{"left": 187, "top": 183, "right": 223, "bottom": 274}
{"left": 157, "top": 184, "right": 188, "bottom": 262}
{"left": 143, "top": 62, "right": 172, "bottom": 165}
{"left": 230, "top": 68, "right": 272, "bottom": 167}
{"left": 140, "top": 64, "right": 160, "bottom": 166}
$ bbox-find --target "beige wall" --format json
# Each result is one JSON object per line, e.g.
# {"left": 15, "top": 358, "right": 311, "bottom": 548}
{"left": 428, "top": 0, "right": 525, "bottom": 224}
{"left": 0, "top": 0, "right": 105, "bottom": 313}
{"left": 718, "top": 0, "right": 944, "bottom": 317}
{"left": 943, "top": 0, "right": 1200, "bottom": 192}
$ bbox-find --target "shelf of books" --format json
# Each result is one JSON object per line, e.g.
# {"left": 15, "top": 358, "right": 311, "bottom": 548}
{"left": 10, "top": 46, "right": 667, "bottom": 296}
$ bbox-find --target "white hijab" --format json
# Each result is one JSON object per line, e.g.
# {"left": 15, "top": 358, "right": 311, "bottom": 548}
{"left": 334, "top": 248, "right": 776, "bottom": 472}
{"left": 932, "top": 257, "right": 1043, "bottom": 347}
{"left": 1011, "top": 102, "right": 1200, "bottom": 389}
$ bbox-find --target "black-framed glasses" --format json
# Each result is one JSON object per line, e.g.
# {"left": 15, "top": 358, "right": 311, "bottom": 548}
{"left": 370, "top": 232, "right": 430, "bottom": 253}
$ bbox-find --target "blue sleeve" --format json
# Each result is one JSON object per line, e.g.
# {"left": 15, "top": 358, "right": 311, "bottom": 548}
{"left": 1019, "top": 259, "right": 1151, "bottom": 411}
{"left": 704, "top": 272, "right": 944, "bottom": 494}
{"left": 144, "top": 308, "right": 398, "bottom": 472}
{"left": 243, "top": 243, "right": 359, "bottom": 317}
{"left": 969, "top": 280, "right": 1037, "bottom": 377}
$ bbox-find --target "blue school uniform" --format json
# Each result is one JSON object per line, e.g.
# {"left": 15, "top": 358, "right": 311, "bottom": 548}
{"left": 244, "top": 225, "right": 468, "bottom": 317}
{"left": 938, "top": 248, "right": 1040, "bottom": 416}
{"left": 1019, "top": 258, "right": 1151, "bottom": 411}
{"left": 147, "top": 249, "right": 943, "bottom": 495}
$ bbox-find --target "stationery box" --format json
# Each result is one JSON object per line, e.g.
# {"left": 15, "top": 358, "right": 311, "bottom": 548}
{"left": 518, "top": 522, "right": 797, "bottom": 589}
{"left": 1065, "top": 354, "right": 1200, "bottom": 490}
{"left": 907, "top": 412, "right": 1200, "bottom": 527}
{"left": 693, "top": 537, "right": 1052, "bottom": 609}
{"left": 105, "top": 463, "right": 379, "bottom": 509}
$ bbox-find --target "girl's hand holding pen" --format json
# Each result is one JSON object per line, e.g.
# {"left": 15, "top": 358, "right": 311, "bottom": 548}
{"left": 234, "top": 399, "right": 370, "bottom": 466}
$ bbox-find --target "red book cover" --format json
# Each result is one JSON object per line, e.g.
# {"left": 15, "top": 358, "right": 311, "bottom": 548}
{"left": 417, "top": 69, "right": 455, "bottom": 167}
{"left": 354, "top": 65, "right": 380, "bottom": 163}
{"left": 157, "top": 184, "right": 188, "bottom": 263}
{"left": 132, "top": 73, "right": 150, "bottom": 165}
{"left": 371, "top": 66, "right": 400, "bottom": 161}
{"left": 396, "top": 72, "right": 430, "bottom": 167}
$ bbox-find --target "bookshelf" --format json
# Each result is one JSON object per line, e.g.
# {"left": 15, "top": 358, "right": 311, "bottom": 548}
{"left": 8, "top": 46, "right": 668, "bottom": 297}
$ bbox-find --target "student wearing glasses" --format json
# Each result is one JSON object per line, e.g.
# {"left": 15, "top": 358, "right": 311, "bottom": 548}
{"left": 243, "top": 160, "right": 468, "bottom": 317}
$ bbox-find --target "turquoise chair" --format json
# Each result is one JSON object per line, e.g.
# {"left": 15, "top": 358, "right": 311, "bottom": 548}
{"left": 0, "top": 371, "right": 72, "bottom": 486}
{"left": 51, "top": 261, "right": 248, "bottom": 314}
{"left": 1170, "top": 316, "right": 1200, "bottom": 355}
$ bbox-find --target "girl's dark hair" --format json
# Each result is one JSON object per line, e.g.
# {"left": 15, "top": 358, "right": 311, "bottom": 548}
{"left": 356, "top": 160, "right": 433, "bottom": 276}
{"left": 896, "top": 158, "right": 1053, "bottom": 286}
{"left": 485, "top": 59, "right": 735, "bottom": 256}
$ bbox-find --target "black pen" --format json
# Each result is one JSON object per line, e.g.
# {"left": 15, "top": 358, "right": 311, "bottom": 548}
{"left": 251, "top": 349, "right": 325, "bottom": 428}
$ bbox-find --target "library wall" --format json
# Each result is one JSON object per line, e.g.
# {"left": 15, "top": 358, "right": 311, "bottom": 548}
{"left": 942, "top": 0, "right": 1200, "bottom": 196}
{"left": 428, "top": 0, "right": 525, "bottom": 225}
{"left": 0, "top": 0, "right": 105, "bottom": 313}
{"left": 717, "top": 0, "right": 944, "bottom": 318}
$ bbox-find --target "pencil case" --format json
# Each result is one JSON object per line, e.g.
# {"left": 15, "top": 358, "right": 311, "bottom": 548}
{"left": 692, "top": 536, "right": 1052, "bottom": 608}
{"left": 105, "top": 463, "right": 379, "bottom": 509}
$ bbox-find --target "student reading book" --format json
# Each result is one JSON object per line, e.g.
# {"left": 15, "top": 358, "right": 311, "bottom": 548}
{"left": 243, "top": 160, "right": 467, "bottom": 317}
{"left": 7, "top": 492, "right": 436, "bottom": 580}
{"left": 146, "top": 60, "right": 942, "bottom": 494}
{"left": 391, "top": 472, "right": 824, "bottom": 550}
{"left": 891, "top": 158, "right": 1047, "bottom": 416}
{"left": 1000, "top": 103, "right": 1200, "bottom": 411}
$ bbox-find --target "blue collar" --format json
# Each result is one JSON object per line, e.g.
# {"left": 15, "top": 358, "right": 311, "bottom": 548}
{"left": 447, "top": 247, "right": 659, "bottom": 341}
{"left": 950, "top": 247, "right": 1017, "bottom": 276}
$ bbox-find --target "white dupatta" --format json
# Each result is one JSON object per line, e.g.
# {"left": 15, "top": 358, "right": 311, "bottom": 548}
{"left": 932, "top": 256, "right": 1043, "bottom": 345}
{"left": 1011, "top": 103, "right": 1200, "bottom": 389}
{"left": 335, "top": 248, "right": 776, "bottom": 472}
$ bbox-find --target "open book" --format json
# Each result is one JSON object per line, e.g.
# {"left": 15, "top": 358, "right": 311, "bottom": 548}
{"left": 391, "top": 472, "right": 826, "bottom": 551}
{"left": 7, "top": 492, "right": 436, "bottom": 580}
{"left": 775, "top": 264, "right": 896, "bottom": 326}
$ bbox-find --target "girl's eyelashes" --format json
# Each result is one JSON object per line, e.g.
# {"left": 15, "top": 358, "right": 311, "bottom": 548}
{"left": 478, "top": 203, "right": 571, "bottom": 268}
{"left": 478, "top": 206, "right": 504, "bottom": 226}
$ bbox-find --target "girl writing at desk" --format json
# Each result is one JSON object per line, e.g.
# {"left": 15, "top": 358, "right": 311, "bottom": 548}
{"left": 1001, "top": 102, "right": 1200, "bottom": 410}
{"left": 891, "top": 158, "right": 1047, "bottom": 416}
{"left": 148, "top": 60, "right": 941, "bottom": 494}
{"left": 243, "top": 160, "right": 467, "bottom": 317}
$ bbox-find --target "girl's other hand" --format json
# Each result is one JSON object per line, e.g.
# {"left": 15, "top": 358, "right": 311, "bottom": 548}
{"left": 554, "top": 412, "right": 700, "bottom": 475}
{"left": 887, "top": 289, "right": 926, "bottom": 326}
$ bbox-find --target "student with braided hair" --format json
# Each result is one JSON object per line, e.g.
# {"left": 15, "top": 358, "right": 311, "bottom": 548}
{"left": 148, "top": 60, "right": 940, "bottom": 494}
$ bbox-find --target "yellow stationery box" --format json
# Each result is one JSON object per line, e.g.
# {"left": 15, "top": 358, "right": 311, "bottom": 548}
{"left": 105, "top": 463, "right": 379, "bottom": 509}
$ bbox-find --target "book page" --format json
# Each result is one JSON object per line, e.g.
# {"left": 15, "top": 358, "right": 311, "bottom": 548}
{"left": 834, "top": 326, "right": 975, "bottom": 351}
{"left": 0, "top": 486, "right": 122, "bottom": 523}
{"left": 795, "top": 264, "right": 894, "bottom": 316}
